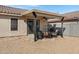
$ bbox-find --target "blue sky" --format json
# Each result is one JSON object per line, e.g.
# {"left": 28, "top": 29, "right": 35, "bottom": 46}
{"left": 9, "top": 5, "right": 79, "bottom": 14}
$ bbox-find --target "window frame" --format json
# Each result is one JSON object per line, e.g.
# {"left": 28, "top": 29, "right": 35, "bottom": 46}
{"left": 11, "top": 18, "right": 18, "bottom": 31}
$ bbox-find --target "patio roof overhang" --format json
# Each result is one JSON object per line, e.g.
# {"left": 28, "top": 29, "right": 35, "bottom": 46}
{"left": 22, "top": 9, "right": 63, "bottom": 19}
{"left": 48, "top": 17, "right": 79, "bottom": 23}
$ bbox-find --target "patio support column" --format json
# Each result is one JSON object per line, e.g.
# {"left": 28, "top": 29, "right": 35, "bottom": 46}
{"left": 34, "top": 19, "right": 37, "bottom": 41}
{"left": 61, "top": 17, "right": 64, "bottom": 38}
{"left": 43, "top": 17, "right": 48, "bottom": 35}
{"left": 32, "top": 12, "right": 37, "bottom": 41}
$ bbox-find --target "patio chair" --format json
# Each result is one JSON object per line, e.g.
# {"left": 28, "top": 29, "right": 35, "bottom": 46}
{"left": 56, "top": 27, "right": 65, "bottom": 37}
{"left": 48, "top": 27, "right": 65, "bottom": 38}
{"left": 48, "top": 25, "right": 57, "bottom": 38}
{"left": 37, "top": 30, "right": 44, "bottom": 39}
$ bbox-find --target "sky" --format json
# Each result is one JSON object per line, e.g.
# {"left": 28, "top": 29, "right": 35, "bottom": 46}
{"left": 9, "top": 5, "right": 79, "bottom": 14}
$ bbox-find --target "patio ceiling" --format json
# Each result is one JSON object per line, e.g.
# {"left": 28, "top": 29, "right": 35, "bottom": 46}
{"left": 22, "top": 9, "right": 63, "bottom": 19}
{"left": 48, "top": 18, "right": 62, "bottom": 23}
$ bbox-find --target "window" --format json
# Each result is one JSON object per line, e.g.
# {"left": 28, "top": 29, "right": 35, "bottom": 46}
{"left": 11, "top": 18, "right": 18, "bottom": 31}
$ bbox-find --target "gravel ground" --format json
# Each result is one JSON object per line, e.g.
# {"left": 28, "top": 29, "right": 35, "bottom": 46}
{"left": 0, "top": 36, "right": 79, "bottom": 54}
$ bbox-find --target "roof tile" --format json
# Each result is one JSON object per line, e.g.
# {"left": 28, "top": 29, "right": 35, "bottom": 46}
{"left": 0, "top": 5, "right": 27, "bottom": 15}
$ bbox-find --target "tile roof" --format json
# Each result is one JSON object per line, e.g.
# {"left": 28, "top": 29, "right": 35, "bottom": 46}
{"left": 0, "top": 5, "right": 63, "bottom": 18}
{"left": 0, "top": 5, "right": 27, "bottom": 16}
{"left": 63, "top": 11, "right": 79, "bottom": 20}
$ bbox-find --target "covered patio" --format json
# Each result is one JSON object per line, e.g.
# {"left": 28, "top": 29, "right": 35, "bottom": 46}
{"left": 22, "top": 9, "right": 64, "bottom": 41}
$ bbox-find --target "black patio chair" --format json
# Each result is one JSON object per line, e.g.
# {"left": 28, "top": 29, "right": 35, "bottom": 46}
{"left": 48, "top": 27, "right": 65, "bottom": 38}
{"left": 48, "top": 26, "right": 57, "bottom": 38}
{"left": 56, "top": 27, "right": 65, "bottom": 37}
{"left": 37, "top": 30, "right": 44, "bottom": 39}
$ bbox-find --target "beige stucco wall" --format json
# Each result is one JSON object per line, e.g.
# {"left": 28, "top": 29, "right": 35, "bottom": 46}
{"left": 40, "top": 18, "right": 47, "bottom": 32}
{"left": 63, "top": 22, "right": 79, "bottom": 37}
{"left": 0, "top": 15, "right": 49, "bottom": 37}
{"left": 50, "top": 23, "right": 61, "bottom": 27}
{"left": 0, "top": 15, "right": 27, "bottom": 37}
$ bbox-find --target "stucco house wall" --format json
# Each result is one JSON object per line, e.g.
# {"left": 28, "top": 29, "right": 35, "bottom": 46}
{"left": 40, "top": 18, "right": 47, "bottom": 32}
{"left": 0, "top": 15, "right": 48, "bottom": 37}
{"left": 63, "top": 22, "right": 79, "bottom": 37}
{"left": 0, "top": 15, "right": 27, "bottom": 37}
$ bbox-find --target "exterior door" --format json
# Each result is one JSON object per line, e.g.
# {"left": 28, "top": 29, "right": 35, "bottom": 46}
{"left": 27, "top": 20, "right": 34, "bottom": 34}
{"left": 27, "top": 19, "right": 40, "bottom": 34}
